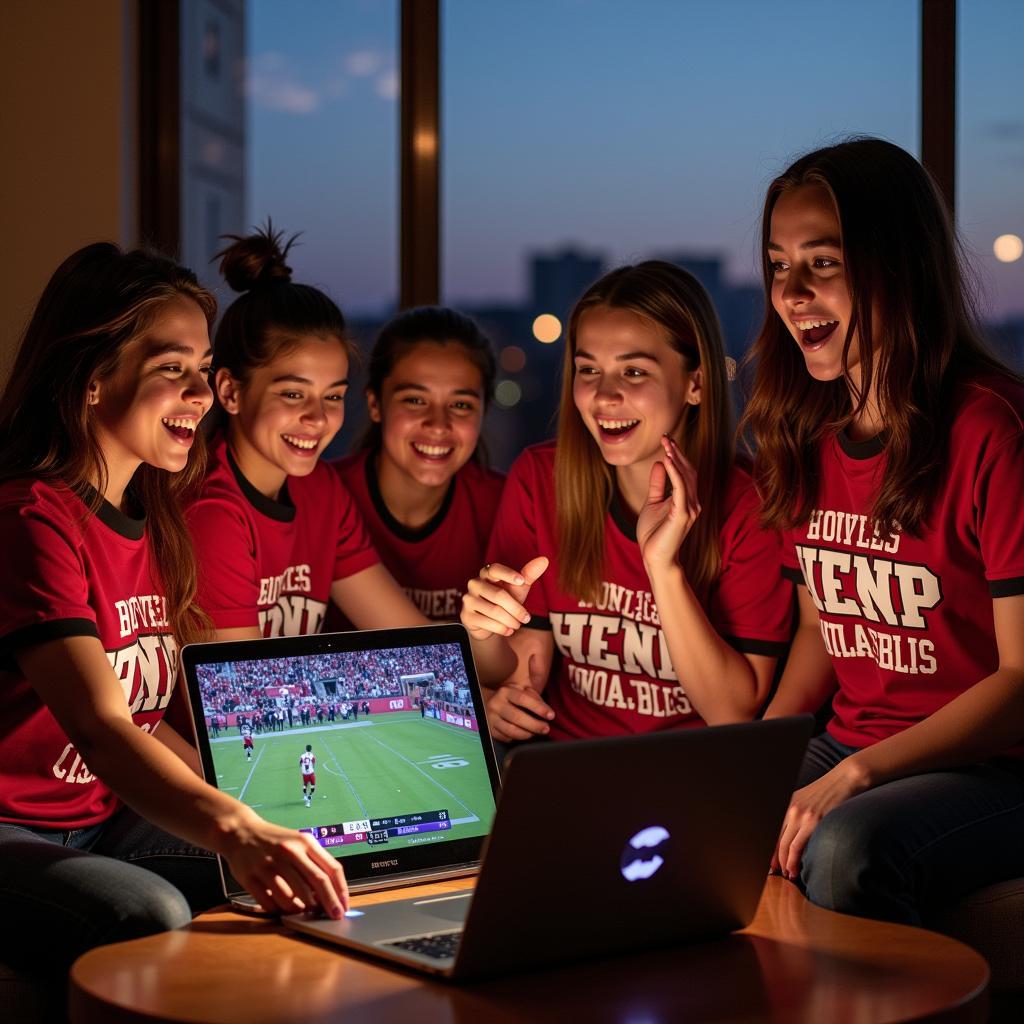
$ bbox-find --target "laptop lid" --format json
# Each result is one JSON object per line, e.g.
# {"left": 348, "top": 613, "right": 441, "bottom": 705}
{"left": 284, "top": 716, "right": 813, "bottom": 979}
{"left": 452, "top": 716, "right": 814, "bottom": 977}
{"left": 180, "top": 624, "right": 502, "bottom": 898}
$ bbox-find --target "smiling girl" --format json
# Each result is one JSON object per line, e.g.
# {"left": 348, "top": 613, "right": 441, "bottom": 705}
{"left": 332, "top": 307, "right": 504, "bottom": 623}
{"left": 0, "top": 244, "right": 348, "bottom": 976}
{"left": 461, "top": 261, "right": 791, "bottom": 742}
{"left": 186, "top": 227, "right": 426, "bottom": 642}
{"left": 746, "top": 138, "right": 1024, "bottom": 924}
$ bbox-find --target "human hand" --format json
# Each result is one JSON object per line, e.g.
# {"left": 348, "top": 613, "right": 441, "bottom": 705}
{"left": 771, "top": 757, "right": 872, "bottom": 879}
{"left": 637, "top": 436, "right": 701, "bottom": 572}
{"left": 221, "top": 812, "right": 349, "bottom": 918}
{"left": 485, "top": 654, "right": 555, "bottom": 741}
{"left": 460, "top": 557, "right": 549, "bottom": 641}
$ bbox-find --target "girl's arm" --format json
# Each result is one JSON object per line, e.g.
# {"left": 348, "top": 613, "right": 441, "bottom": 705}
{"left": 330, "top": 564, "right": 429, "bottom": 629}
{"left": 18, "top": 636, "right": 349, "bottom": 918}
{"left": 482, "top": 628, "right": 556, "bottom": 742}
{"left": 153, "top": 717, "right": 203, "bottom": 775}
{"left": 763, "top": 586, "right": 836, "bottom": 718}
{"left": 775, "top": 593, "right": 1024, "bottom": 877}
{"left": 639, "top": 438, "right": 775, "bottom": 724}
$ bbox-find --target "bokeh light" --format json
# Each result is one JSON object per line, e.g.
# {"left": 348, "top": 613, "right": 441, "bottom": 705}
{"left": 993, "top": 234, "right": 1023, "bottom": 263}
{"left": 532, "top": 313, "right": 562, "bottom": 344}
{"left": 499, "top": 345, "right": 527, "bottom": 373}
{"left": 495, "top": 379, "right": 522, "bottom": 407}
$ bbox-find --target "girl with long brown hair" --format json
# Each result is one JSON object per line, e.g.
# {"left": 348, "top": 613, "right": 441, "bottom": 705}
{"left": 747, "top": 137, "right": 1024, "bottom": 924}
{"left": 462, "top": 261, "right": 791, "bottom": 742}
{"left": 0, "top": 244, "right": 348, "bottom": 978}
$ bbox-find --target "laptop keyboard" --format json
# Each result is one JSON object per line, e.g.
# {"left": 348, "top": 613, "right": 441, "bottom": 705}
{"left": 383, "top": 929, "right": 462, "bottom": 960}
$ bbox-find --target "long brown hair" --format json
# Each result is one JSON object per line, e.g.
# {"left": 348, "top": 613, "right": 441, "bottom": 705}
{"left": 0, "top": 243, "right": 215, "bottom": 644}
{"left": 741, "top": 137, "right": 1016, "bottom": 534}
{"left": 555, "top": 261, "right": 734, "bottom": 604}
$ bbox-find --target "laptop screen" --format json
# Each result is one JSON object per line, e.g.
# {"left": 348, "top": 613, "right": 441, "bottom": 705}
{"left": 181, "top": 625, "right": 501, "bottom": 888}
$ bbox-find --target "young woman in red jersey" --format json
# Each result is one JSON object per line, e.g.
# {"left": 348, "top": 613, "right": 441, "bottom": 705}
{"left": 0, "top": 245, "right": 348, "bottom": 978}
{"left": 461, "top": 261, "right": 792, "bottom": 742}
{"left": 186, "top": 226, "right": 426, "bottom": 641}
{"left": 745, "top": 138, "right": 1024, "bottom": 924}
{"left": 332, "top": 307, "right": 503, "bottom": 623}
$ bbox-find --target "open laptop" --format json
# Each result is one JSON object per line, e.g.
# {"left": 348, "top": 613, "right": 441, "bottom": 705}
{"left": 284, "top": 715, "right": 814, "bottom": 979}
{"left": 180, "top": 624, "right": 502, "bottom": 906}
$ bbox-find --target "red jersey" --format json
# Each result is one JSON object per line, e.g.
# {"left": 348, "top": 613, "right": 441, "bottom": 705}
{"left": 332, "top": 448, "right": 504, "bottom": 621}
{"left": 0, "top": 480, "right": 178, "bottom": 828}
{"left": 781, "top": 377, "right": 1024, "bottom": 751}
{"left": 488, "top": 443, "right": 791, "bottom": 741}
{"left": 188, "top": 438, "right": 379, "bottom": 637}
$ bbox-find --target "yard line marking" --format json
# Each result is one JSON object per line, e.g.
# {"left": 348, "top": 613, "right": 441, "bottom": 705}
{"left": 363, "top": 733, "right": 476, "bottom": 818}
{"left": 321, "top": 735, "right": 370, "bottom": 818}
{"left": 237, "top": 745, "right": 266, "bottom": 803}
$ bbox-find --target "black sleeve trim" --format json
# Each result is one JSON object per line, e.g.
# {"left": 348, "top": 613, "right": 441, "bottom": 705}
{"left": 990, "top": 576, "right": 1024, "bottom": 598}
{"left": 523, "top": 614, "right": 552, "bottom": 631}
{"left": 0, "top": 618, "right": 100, "bottom": 672}
{"left": 781, "top": 566, "right": 805, "bottom": 585}
{"left": 724, "top": 635, "right": 790, "bottom": 658}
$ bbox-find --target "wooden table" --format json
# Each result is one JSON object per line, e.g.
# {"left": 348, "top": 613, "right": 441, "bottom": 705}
{"left": 70, "top": 876, "right": 989, "bottom": 1023}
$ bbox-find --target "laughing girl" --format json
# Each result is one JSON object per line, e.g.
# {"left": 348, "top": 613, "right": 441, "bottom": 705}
{"left": 186, "top": 226, "right": 427, "bottom": 641}
{"left": 332, "top": 307, "right": 504, "bottom": 624}
{"left": 461, "top": 261, "right": 791, "bottom": 742}
{"left": 0, "top": 244, "right": 348, "bottom": 975}
{"left": 748, "top": 138, "right": 1024, "bottom": 924}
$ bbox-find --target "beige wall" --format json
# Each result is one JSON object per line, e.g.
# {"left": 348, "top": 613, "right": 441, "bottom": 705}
{"left": 1, "top": 1, "right": 136, "bottom": 383}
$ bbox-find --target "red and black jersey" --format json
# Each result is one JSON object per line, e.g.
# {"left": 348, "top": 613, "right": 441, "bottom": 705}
{"left": 188, "top": 437, "right": 379, "bottom": 637}
{"left": 488, "top": 442, "right": 791, "bottom": 741}
{"left": 332, "top": 448, "right": 504, "bottom": 622}
{"left": 782, "top": 376, "right": 1024, "bottom": 752}
{"left": 0, "top": 479, "right": 178, "bottom": 828}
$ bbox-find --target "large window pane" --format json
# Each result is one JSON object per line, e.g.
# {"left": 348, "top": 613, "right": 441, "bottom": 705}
{"left": 443, "top": 0, "right": 919, "bottom": 466}
{"left": 958, "top": 0, "right": 1024, "bottom": 369}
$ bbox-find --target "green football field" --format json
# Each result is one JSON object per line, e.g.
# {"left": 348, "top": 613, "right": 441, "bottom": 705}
{"left": 210, "top": 712, "right": 495, "bottom": 856}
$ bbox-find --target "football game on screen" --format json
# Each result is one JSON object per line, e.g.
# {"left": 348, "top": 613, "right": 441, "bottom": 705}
{"left": 196, "top": 642, "right": 496, "bottom": 856}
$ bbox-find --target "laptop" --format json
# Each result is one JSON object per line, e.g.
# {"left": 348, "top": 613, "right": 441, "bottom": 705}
{"left": 180, "top": 624, "right": 503, "bottom": 906}
{"left": 284, "top": 715, "right": 815, "bottom": 979}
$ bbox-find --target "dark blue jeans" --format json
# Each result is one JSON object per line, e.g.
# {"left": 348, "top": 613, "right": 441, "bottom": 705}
{"left": 0, "top": 804, "right": 222, "bottom": 971}
{"left": 797, "top": 732, "right": 1024, "bottom": 926}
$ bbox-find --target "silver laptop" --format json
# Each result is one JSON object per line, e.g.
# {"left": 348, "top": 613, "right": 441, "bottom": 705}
{"left": 180, "top": 624, "right": 502, "bottom": 907}
{"left": 284, "top": 715, "right": 814, "bottom": 979}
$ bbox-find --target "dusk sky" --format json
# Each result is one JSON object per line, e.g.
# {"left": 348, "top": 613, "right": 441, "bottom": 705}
{"left": 247, "top": 0, "right": 1023, "bottom": 322}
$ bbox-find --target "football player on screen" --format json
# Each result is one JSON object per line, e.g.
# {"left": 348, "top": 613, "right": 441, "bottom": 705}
{"left": 300, "top": 744, "right": 316, "bottom": 807}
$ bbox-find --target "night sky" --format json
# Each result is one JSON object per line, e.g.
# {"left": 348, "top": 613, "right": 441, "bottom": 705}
{"left": 247, "top": 0, "right": 1023, "bottom": 322}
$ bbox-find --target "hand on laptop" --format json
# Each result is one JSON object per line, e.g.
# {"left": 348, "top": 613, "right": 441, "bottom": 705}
{"left": 221, "top": 809, "right": 350, "bottom": 918}
{"left": 461, "top": 557, "right": 549, "bottom": 641}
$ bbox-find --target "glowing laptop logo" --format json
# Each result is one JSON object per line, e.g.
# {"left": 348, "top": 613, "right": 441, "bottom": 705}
{"left": 620, "top": 826, "right": 670, "bottom": 882}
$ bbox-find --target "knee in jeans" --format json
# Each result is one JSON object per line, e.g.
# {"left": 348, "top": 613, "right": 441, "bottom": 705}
{"left": 97, "top": 872, "right": 192, "bottom": 942}
{"left": 801, "top": 807, "right": 881, "bottom": 914}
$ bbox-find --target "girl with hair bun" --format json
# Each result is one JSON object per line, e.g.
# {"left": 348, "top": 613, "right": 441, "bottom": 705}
{"left": 186, "top": 225, "right": 427, "bottom": 641}
{"left": 331, "top": 306, "right": 504, "bottom": 624}
{"left": 461, "top": 261, "right": 792, "bottom": 742}
{"left": 0, "top": 244, "right": 347, "bottom": 977}
{"left": 747, "top": 138, "right": 1024, "bottom": 924}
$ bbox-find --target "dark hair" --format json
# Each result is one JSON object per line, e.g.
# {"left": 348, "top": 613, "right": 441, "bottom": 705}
{"left": 556, "top": 261, "right": 734, "bottom": 604}
{"left": 359, "top": 306, "right": 496, "bottom": 457}
{"left": 211, "top": 223, "right": 351, "bottom": 431}
{"left": 741, "top": 137, "right": 1016, "bottom": 536}
{"left": 0, "top": 242, "right": 215, "bottom": 644}
{"left": 305, "top": 743, "right": 312, "bottom": 751}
